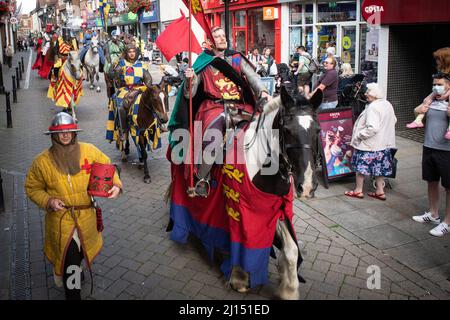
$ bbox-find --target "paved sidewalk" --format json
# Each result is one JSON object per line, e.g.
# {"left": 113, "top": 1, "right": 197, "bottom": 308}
{"left": 0, "top": 50, "right": 449, "bottom": 300}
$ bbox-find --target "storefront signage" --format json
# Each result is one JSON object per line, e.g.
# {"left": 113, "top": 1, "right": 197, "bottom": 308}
{"left": 342, "top": 36, "right": 351, "bottom": 50}
{"left": 362, "top": 0, "right": 450, "bottom": 25}
{"left": 317, "top": 108, "right": 355, "bottom": 184}
{"left": 9, "top": 17, "right": 18, "bottom": 24}
{"left": 263, "top": 7, "right": 276, "bottom": 20}
{"left": 341, "top": 51, "right": 351, "bottom": 63}
{"left": 139, "top": 1, "right": 159, "bottom": 23}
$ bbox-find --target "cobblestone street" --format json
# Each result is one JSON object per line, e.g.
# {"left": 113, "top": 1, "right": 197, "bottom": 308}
{"left": 0, "top": 50, "right": 449, "bottom": 300}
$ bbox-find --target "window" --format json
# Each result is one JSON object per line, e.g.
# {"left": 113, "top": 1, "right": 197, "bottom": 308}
{"left": 359, "top": 24, "right": 378, "bottom": 83}
{"left": 290, "top": 3, "right": 302, "bottom": 25}
{"left": 318, "top": 1, "right": 356, "bottom": 23}
{"left": 289, "top": 27, "right": 302, "bottom": 57}
{"left": 234, "top": 11, "right": 246, "bottom": 27}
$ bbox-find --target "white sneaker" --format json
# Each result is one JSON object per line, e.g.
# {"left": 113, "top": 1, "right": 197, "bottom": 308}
{"left": 429, "top": 222, "right": 450, "bottom": 237}
{"left": 412, "top": 212, "right": 441, "bottom": 224}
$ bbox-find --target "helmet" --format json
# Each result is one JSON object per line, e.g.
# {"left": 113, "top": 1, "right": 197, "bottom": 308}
{"left": 111, "top": 30, "right": 119, "bottom": 38}
{"left": 125, "top": 43, "right": 137, "bottom": 52}
{"left": 44, "top": 112, "right": 83, "bottom": 135}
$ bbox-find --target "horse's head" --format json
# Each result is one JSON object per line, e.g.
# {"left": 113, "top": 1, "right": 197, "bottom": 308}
{"left": 67, "top": 51, "right": 83, "bottom": 80}
{"left": 142, "top": 84, "right": 169, "bottom": 124}
{"left": 279, "top": 85, "right": 323, "bottom": 198}
{"left": 91, "top": 39, "right": 99, "bottom": 54}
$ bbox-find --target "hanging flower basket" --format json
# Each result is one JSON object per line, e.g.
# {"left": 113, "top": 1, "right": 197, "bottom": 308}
{"left": 0, "top": 1, "right": 10, "bottom": 16}
{"left": 126, "top": 0, "right": 152, "bottom": 15}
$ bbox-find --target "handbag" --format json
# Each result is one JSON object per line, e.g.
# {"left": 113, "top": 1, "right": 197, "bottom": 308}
{"left": 269, "top": 61, "right": 278, "bottom": 76}
{"left": 385, "top": 148, "right": 398, "bottom": 179}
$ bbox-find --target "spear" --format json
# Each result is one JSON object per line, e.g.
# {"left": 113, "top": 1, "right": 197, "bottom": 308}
{"left": 188, "top": 0, "right": 194, "bottom": 194}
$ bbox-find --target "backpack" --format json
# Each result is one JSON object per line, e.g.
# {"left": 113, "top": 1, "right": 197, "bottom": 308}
{"left": 306, "top": 57, "right": 320, "bottom": 74}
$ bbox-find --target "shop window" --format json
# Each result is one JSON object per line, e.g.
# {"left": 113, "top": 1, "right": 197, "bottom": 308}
{"left": 341, "top": 25, "right": 356, "bottom": 69}
{"left": 305, "top": 26, "right": 313, "bottom": 54}
{"left": 305, "top": 4, "right": 314, "bottom": 24}
{"left": 289, "top": 27, "right": 302, "bottom": 58}
{"left": 248, "top": 8, "right": 275, "bottom": 54}
{"left": 359, "top": 24, "right": 378, "bottom": 83}
{"left": 290, "top": 3, "right": 302, "bottom": 25}
{"left": 234, "top": 11, "right": 246, "bottom": 27}
{"left": 318, "top": 0, "right": 356, "bottom": 23}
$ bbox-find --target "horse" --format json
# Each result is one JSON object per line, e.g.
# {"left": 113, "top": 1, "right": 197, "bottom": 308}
{"left": 167, "top": 86, "right": 323, "bottom": 299}
{"left": 48, "top": 51, "right": 84, "bottom": 122}
{"left": 83, "top": 39, "right": 101, "bottom": 92}
{"left": 115, "top": 82, "right": 169, "bottom": 183}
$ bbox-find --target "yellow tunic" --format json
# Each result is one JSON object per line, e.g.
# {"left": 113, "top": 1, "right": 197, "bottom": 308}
{"left": 25, "top": 142, "right": 122, "bottom": 276}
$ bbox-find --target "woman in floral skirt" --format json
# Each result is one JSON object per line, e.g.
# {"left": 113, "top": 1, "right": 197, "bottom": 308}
{"left": 344, "top": 83, "right": 397, "bottom": 200}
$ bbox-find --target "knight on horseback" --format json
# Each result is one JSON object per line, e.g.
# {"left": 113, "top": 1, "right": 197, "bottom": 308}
{"left": 170, "top": 26, "right": 272, "bottom": 197}
{"left": 80, "top": 29, "right": 106, "bottom": 73}
{"left": 108, "top": 43, "right": 153, "bottom": 134}
{"left": 104, "top": 29, "right": 125, "bottom": 98}
{"left": 51, "top": 27, "right": 79, "bottom": 83}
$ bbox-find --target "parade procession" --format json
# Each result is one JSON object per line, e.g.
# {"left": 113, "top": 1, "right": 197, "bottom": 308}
{"left": 0, "top": 0, "right": 449, "bottom": 307}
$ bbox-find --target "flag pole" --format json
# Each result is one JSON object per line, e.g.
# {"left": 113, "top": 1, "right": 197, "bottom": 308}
{"left": 188, "top": 0, "right": 194, "bottom": 192}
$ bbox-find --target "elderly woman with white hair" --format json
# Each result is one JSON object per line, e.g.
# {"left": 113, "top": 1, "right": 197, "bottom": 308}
{"left": 344, "top": 83, "right": 397, "bottom": 200}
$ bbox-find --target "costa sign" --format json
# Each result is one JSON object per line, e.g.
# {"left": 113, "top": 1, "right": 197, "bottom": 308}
{"left": 362, "top": 0, "right": 450, "bottom": 25}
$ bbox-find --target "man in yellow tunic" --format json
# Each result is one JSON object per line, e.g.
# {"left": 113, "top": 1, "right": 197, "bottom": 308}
{"left": 25, "top": 113, "right": 122, "bottom": 300}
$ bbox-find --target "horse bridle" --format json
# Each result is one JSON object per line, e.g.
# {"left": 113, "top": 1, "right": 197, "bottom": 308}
{"left": 278, "top": 106, "right": 316, "bottom": 178}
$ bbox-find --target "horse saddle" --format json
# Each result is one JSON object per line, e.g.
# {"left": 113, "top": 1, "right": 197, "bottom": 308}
{"left": 224, "top": 101, "right": 254, "bottom": 130}
{"left": 118, "top": 89, "right": 142, "bottom": 133}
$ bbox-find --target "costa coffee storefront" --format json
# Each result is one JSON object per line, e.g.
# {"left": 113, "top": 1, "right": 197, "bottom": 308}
{"left": 361, "top": 0, "right": 450, "bottom": 134}
{"left": 202, "top": 0, "right": 282, "bottom": 61}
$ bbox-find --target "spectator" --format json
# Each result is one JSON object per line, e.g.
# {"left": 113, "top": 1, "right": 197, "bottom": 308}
{"left": 311, "top": 56, "right": 339, "bottom": 110}
{"left": 294, "top": 46, "right": 312, "bottom": 96}
{"left": 261, "top": 47, "right": 277, "bottom": 77}
{"left": 247, "top": 48, "right": 263, "bottom": 74}
{"left": 344, "top": 83, "right": 397, "bottom": 200}
{"left": 338, "top": 62, "right": 355, "bottom": 96}
{"left": 412, "top": 72, "right": 450, "bottom": 237}
{"left": 5, "top": 44, "right": 14, "bottom": 68}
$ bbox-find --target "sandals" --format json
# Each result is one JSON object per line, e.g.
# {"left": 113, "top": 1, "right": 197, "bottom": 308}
{"left": 344, "top": 190, "right": 364, "bottom": 199}
{"left": 367, "top": 192, "right": 386, "bottom": 201}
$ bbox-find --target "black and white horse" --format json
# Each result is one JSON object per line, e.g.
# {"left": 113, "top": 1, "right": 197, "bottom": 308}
{"left": 167, "top": 86, "right": 322, "bottom": 299}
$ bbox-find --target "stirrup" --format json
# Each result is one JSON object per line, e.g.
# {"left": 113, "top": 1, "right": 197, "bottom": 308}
{"left": 187, "top": 178, "right": 211, "bottom": 198}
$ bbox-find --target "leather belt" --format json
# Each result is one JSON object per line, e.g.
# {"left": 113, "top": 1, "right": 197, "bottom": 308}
{"left": 64, "top": 204, "right": 93, "bottom": 211}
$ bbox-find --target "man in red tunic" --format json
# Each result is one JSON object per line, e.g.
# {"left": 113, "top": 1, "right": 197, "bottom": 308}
{"left": 182, "top": 26, "right": 272, "bottom": 197}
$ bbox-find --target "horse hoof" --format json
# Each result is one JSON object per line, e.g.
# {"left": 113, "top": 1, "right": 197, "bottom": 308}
{"left": 89, "top": 85, "right": 94, "bottom": 90}
{"left": 144, "top": 177, "right": 151, "bottom": 184}
{"left": 96, "top": 87, "right": 101, "bottom": 93}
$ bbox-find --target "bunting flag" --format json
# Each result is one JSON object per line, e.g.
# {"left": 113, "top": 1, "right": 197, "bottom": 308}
{"left": 155, "top": 11, "right": 203, "bottom": 62}
{"left": 180, "top": 0, "right": 213, "bottom": 43}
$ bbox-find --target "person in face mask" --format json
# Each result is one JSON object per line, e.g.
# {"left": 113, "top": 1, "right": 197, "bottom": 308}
{"left": 412, "top": 72, "right": 450, "bottom": 237}
{"left": 406, "top": 47, "right": 450, "bottom": 140}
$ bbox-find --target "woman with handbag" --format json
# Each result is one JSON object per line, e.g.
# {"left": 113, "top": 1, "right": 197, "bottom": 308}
{"left": 344, "top": 83, "right": 397, "bottom": 200}
{"left": 261, "top": 47, "right": 277, "bottom": 77}
{"left": 25, "top": 113, "right": 122, "bottom": 300}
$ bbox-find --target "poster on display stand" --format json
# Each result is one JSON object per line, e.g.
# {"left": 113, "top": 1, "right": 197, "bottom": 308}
{"left": 317, "top": 108, "right": 355, "bottom": 188}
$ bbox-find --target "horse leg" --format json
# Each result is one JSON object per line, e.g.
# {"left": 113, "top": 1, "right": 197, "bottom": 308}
{"left": 121, "top": 131, "right": 128, "bottom": 162}
{"left": 275, "top": 219, "right": 300, "bottom": 300}
{"left": 89, "top": 67, "right": 94, "bottom": 90}
{"left": 229, "top": 266, "right": 250, "bottom": 293}
{"left": 139, "top": 138, "right": 151, "bottom": 184}
{"left": 95, "top": 68, "right": 101, "bottom": 92}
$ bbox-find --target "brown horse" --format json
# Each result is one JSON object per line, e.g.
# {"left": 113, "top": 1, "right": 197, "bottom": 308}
{"left": 120, "top": 83, "right": 169, "bottom": 183}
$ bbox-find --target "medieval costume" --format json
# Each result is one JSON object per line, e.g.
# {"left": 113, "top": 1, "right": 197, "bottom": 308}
{"left": 37, "top": 31, "right": 53, "bottom": 79}
{"left": 106, "top": 44, "right": 161, "bottom": 153}
{"left": 168, "top": 49, "right": 268, "bottom": 197}
{"left": 25, "top": 113, "right": 122, "bottom": 300}
{"left": 32, "top": 37, "right": 43, "bottom": 70}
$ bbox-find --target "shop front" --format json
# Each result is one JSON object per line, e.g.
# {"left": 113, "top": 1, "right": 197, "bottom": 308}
{"left": 139, "top": 0, "right": 160, "bottom": 42}
{"left": 110, "top": 12, "right": 139, "bottom": 35}
{"left": 203, "top": 0, "right": 281, "bottom": 61}
{"left": 281, "top": 0, "right": 377, "bottom": 82}
{"left": 361, "top": 0, "right": 450, "bottom": 135}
